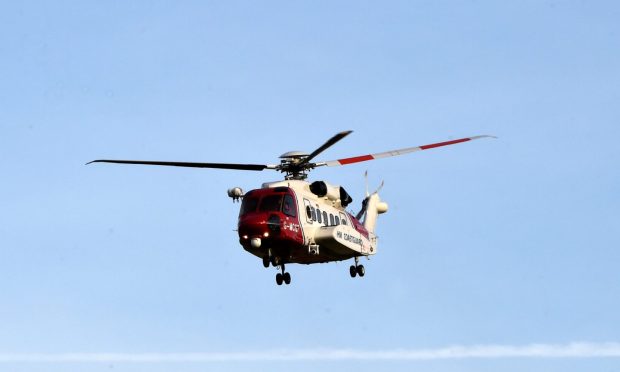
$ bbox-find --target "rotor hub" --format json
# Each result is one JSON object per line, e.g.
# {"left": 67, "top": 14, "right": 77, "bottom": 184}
{"left": 279, "top": 151, "right": 309, "bottom": 159}
{"left": 277, "top": 152, "right": 314, "bottom": 180}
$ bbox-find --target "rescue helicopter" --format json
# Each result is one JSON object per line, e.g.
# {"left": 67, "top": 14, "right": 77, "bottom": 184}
{"left": 88, "top": 131, "right": 493, "bottom": 285}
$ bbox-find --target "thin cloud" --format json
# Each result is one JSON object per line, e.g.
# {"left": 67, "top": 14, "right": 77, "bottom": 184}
{"left": 1, "top": 343, "right": 620, "bottom": 363}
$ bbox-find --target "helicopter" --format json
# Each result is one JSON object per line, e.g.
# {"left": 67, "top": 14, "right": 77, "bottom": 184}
{"left": 88, "top": 131, "right": 493, "bottom": 285}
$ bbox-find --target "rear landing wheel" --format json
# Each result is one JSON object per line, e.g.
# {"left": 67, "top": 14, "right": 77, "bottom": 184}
{"left": 356, "top": 264, "right": 365, "bottom": 277}
{"left": 276, "top": 273, "right": 283, "bottom": 285}
{"left": 262, "top": 257, "right": 270, "bottom": 268}
{"left": 283, "top": 272, "right": 291, "bottom": 285}
{"left": 349, "top": 265, "right": 357, "bottom": 278}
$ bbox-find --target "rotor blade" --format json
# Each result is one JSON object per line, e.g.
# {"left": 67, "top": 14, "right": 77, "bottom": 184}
{"left": 372, "top": 180, "right": 385, "bottom": 195}
{"left": 86, "top": 159, "right": 274, "bottom": 171}
{"left": 318, "top": 135, "right": 496, "bottom": 167}
{"left": 300, "top": 130, "right": 353, "bottom": 166}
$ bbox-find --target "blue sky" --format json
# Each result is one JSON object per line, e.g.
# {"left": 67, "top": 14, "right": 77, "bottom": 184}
{"left": 1, "top": 1, "right": 619, "bottom": 371}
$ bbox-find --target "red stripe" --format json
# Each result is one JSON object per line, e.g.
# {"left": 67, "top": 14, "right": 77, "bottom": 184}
{"left": 338, "top": 154, "right": 374, "bottom": 165}
{"left": 420, "top": 137, "right": 470, "bottom": 150}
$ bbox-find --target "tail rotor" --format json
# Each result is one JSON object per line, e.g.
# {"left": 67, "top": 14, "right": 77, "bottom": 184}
{"left": 356, "top": 172, "right": 385, "bottom": 222}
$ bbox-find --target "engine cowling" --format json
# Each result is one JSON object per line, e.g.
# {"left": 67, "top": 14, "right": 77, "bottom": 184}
{"left": 309, "top": 181, "right": 353, "bottom": 207}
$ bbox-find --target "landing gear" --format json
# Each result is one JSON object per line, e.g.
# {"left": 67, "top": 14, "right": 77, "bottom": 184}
{"left": 263, "top": 249, "right": 279, "bottom": 268}
{"left": 350, "top": 257, "right": 365, "bottom": 278}
{"left": 357, "top": 264, "right": 365, "bottom": 277}
{"left": 275, "top": 263, "right": 291, "bottom": 286}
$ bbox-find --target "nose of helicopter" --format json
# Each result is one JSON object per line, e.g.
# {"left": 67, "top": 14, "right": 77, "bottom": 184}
{"left": 238, "top": 212, "right": 280, "bottom": 243}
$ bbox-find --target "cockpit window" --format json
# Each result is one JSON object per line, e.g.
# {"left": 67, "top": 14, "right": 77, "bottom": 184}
{"left": 259, "top": 195, "right": 283, "bottom": 212}
{"left": 283, "top": 195, "right": 296, "bottom": 217}
{"left": 240, "top": 196, "right": 259, "bottom": 215}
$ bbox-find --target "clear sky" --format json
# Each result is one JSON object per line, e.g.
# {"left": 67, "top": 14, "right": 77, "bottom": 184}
{"left": 1, "top": 1, "right": 620, "bottom": 371}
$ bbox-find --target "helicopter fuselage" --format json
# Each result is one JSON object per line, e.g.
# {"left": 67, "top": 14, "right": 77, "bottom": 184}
{"left": 237, "top": 180, "right": 376, "bottom": 265}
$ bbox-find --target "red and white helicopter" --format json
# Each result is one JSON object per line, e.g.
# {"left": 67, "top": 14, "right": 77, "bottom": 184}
{"left": 89, "top": 131, "right": 492, "bottom": 285}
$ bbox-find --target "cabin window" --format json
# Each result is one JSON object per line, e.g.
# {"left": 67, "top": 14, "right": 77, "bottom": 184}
{"left": 259, "top": 195, "right": 282, "bottom": 212}
{"left": 303, "top": 199, "right": 313, "bottom": 223}
{"left": 329, "top": 214, "right": 334, "bottom": 226}
{"left": 311, "top": 207, "right": 316, "bottom": 221}
{"left": 240, "top": 196, "right": 259, "bottom": 215}
{"left": 323, "top": 211, "right": 328, "bottom": 226}
{"left": 316, "top": 208, "right": 322, "bottom": 223}
{"left": 335, "top": 216, "right": 340, "bottom": 225}
{"left": 283, "top": 195, "right": 296, "bottom": 217}
{"left": 339, "top": 212, "right": 348, "bottom": 226}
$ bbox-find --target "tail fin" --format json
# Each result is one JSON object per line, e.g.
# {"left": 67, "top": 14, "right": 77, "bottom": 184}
{"left": 357, "top": 174, "right": 388, "bottom": 233}
{"left": 362, "top": 192, "right": 388, "bottom": 234}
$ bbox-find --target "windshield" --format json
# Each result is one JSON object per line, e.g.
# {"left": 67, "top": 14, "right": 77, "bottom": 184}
{"left": 240, "top": 196, "right": 259, "bottom": 215}
{"left": 259, "top": 195, "right": 283, "bottom": 212}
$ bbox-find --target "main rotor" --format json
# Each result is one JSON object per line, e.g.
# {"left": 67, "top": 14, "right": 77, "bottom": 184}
{"left": 277, "top": 151, "right": 309, "bottom": 180}
{"left": 87, "top": 131, "right": 495, "bottom": 180}
{"left": 270, "top": 130, "right": 352, "bottom": 179}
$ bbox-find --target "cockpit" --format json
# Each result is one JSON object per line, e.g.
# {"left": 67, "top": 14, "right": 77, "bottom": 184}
{"left": 240, "top": 188, "right": 297, "bottom": 218}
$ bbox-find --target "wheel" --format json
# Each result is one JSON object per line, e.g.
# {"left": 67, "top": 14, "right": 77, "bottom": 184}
{"left": 349, "top": 265, "right": 357, "bottom": 278}
{"left": 276, "top": 273, "right": 283, "bottom": 285}
{"left": 357, "top": 264, "right": 365, "bottom": 277}
{"left": 283, "top": 272, "right": 291, "bottom": 285}
{"left": 262, "top": 257, "right": 270, "bottom": 268}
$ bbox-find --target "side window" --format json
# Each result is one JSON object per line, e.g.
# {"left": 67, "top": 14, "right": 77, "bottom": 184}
{"left": 339, "top": 212, "right": 348, "bottom": 226}
{"left": 283, "top": 195, "right": 296, "bottom": 217}
{"left": 323, "top": 211, "right": 328, "bottom": 226}
{"left": 316, "top": 207, "right": 322, "bottom": 224}
{"left": 329, "top": 214, "right": 334, "bottom": 226}
{"left": 335, "top": 216, "right": 340, "bottom": 225}
{"left": 303, "top": 199, "right": 313, "bottom": 223}
{"left": 311, "top": 207, "right": 316, "bottom": 221}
